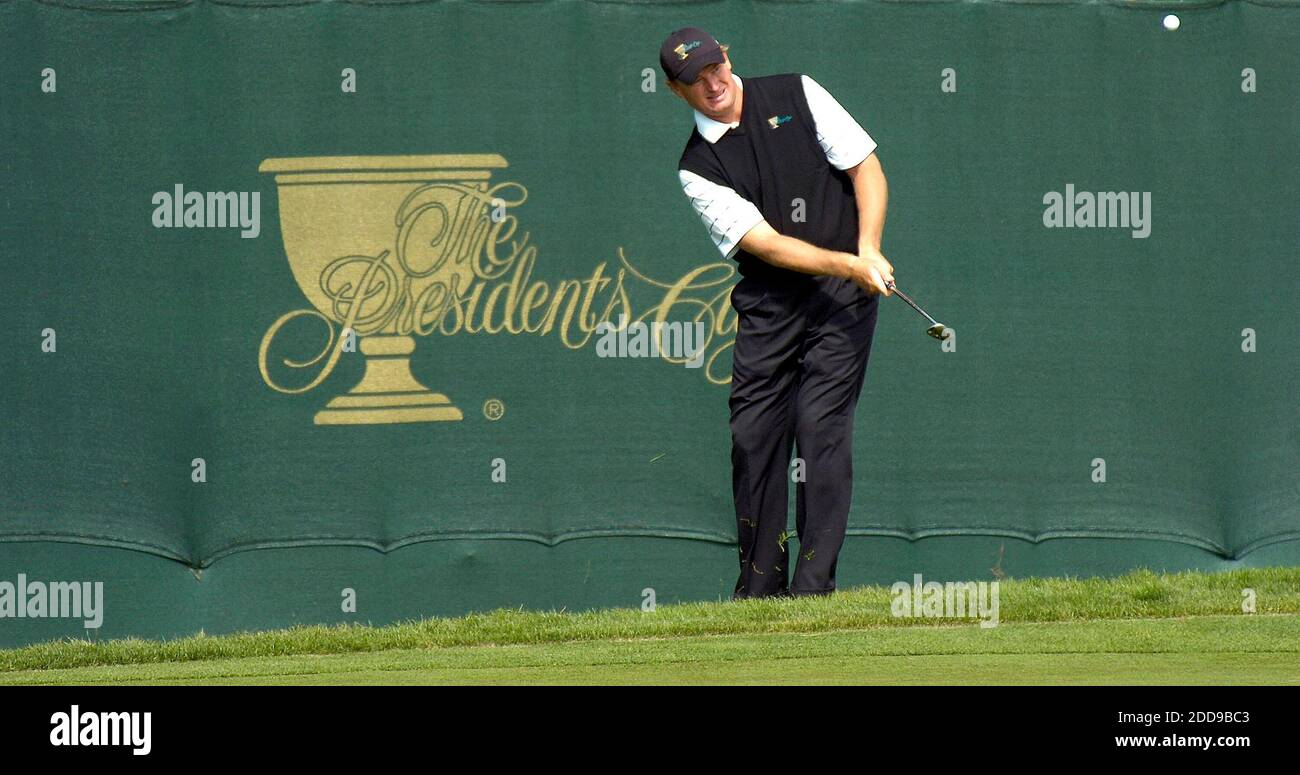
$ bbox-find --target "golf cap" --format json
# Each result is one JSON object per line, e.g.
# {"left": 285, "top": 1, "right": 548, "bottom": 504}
{"left": 659, "top": 27, "right": 728, "bottom": 84}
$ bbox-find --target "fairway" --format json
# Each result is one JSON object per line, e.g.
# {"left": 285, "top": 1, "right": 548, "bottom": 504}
{"left": 4, "top": 615, "right": 1297, "bottom": 685}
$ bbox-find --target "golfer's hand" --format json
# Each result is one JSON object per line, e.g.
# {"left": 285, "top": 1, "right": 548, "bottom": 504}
{"left": 848, "top": 247, "right": 894, "bottom": 297}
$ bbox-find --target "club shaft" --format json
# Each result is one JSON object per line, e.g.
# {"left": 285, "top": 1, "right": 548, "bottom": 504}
{"left": 888, "top": 285, "right": 939, "bottom": 327}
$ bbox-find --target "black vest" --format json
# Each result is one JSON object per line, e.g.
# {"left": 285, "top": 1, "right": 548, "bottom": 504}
{"left": 677, "top": 73, "right": 860, "bottom": 286}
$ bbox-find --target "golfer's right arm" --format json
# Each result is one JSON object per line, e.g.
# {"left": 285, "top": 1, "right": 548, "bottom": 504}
{"left": 738, "top": 221, "right": 864, "bottom": 285}
{"left": 678, "top": 169, "right": 889, "bottom": 295}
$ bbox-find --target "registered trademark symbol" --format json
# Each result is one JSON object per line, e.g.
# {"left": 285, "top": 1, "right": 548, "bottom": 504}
{"left": 483, "top": 398, "right": 505, "bottom": 421}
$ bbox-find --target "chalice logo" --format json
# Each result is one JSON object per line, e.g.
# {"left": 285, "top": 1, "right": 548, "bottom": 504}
{"left": 258, "top": 154, "right": 515, "bottom": 425}
{"left": 260, "top": 154, "right": 744, "bottom": 427}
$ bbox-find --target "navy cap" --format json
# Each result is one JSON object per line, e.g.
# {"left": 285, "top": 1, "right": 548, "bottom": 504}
{"left": 659, "top": 27, "right": 728, "bottom": 84}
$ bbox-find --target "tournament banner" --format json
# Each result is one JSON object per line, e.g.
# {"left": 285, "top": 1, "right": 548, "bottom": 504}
{"left": 0, "top": 0, "right": 1296, "bottom": 643}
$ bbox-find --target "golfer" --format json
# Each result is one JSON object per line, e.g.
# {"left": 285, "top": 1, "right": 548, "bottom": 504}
{"left": 662, "top": 28, "right": 895, "bottom": 599}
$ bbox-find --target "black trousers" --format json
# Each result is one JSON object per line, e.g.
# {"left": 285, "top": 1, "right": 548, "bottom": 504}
{"left": 728, "top": 272, "right": 879, "bottom": 599}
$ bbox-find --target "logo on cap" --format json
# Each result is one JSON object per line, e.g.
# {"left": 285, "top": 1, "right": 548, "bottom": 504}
{"left": 674, "top": 40, "right": 702, "bottom": 60}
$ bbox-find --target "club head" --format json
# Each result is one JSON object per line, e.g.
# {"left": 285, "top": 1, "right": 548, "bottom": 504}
{"left": 927, "top": 323, "right": 950, "bottom": 341}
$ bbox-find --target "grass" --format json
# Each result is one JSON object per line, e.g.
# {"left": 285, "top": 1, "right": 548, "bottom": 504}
{"left": 2, "top": 568, "right": 1297, "bottom": 685}
{"left": 4, "top": 617, "right": 1298, "bottom": 685}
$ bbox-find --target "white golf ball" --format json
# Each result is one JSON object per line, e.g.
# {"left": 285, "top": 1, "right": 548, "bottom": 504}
{"left": 1163, "top": 14, "right": 1181, "bottom": 31}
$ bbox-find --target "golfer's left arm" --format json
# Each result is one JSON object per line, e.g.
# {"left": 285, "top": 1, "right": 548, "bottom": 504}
{"left": 846, "top": 154, "right": 888, "bottom": 260}
{"left": 803, "top": 74, "right": 894, "bottom": 283}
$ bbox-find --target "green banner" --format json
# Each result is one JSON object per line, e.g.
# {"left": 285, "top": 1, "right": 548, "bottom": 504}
{"left": 0, "top": 0, "right": 1296, "bottom": 642}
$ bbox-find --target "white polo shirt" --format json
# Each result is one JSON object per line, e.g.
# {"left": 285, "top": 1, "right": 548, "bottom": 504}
{"left": 678, "top": 74, "right": 877, "bottom": 260}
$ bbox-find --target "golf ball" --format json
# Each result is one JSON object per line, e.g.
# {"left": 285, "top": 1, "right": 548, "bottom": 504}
{"left": 1163, "top": 14, "right": 1181, "bottom": 31}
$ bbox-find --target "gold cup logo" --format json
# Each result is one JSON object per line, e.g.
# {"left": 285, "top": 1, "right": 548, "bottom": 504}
{"left": 259, "top": 154, "right": 511, "bottom": 425}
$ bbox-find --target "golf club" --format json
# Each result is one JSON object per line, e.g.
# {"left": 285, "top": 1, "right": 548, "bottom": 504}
{"left": 884, "top": 280, "right": 949, "bottom": 340}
